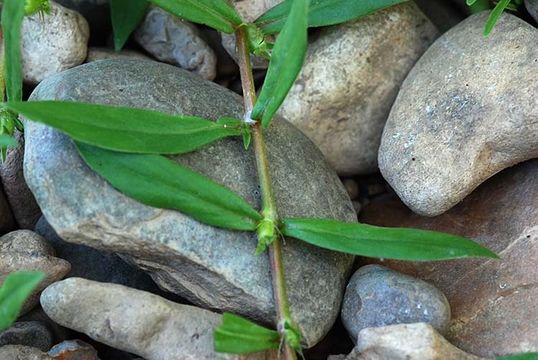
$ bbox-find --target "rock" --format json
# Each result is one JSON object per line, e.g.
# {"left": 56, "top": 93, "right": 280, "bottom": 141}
{"left": 340, "top": 323, "right": 485, "bottom": 360}
{"left": 86, "top": 47, "right": 151, "bottom": 63}
{"left": 134, "top": 7, "right": 217, "bottom": 80}
{"left": 0, "top": 321, "right": 54, "bottom": 351}
{"left": 220, "top": 0, "right": 282, "bottom": 70}
{"left": 48, "top": 340, "right": 100, "bottom": 360}
{"left": 18, "top": 308, "right": 71, "bottom": 346}
{"left": 526, "top": 0, "right": 538, "bottom": 23}
{"left": 22, "top": 1, "right": 90, "bottom": 84}
{"left": 0, "top": 184, "right": 15, "bottom": 235}
{"left": 342, "top": 179, "right": 359, "bottom": 200}
{"left": 278, "top": 3, "right": 438, "bottom": 175}
{"left": 55, "top": 0, "right": 111, "bottom": 44}
{"left": 41, "top": 278, "right": 275, "bottom": 360}
{"left": 415, "top": 0, "right": 465, "bottom": 32}
{"left": 341, "top": 265, "right": 451, "bottom": 343}
{"left": 378, "top": 13, "right": 538, "bottom": 216}
{"left": 0, "top": 230, "right": 71, "bottom": 315}
{"left": 0, "top": 131, "right": 42, "bottom": 229}
{"left": 24, "top": 59, "right": 355, "bottom": 347}
{"left": 34, "top": 216, "right": 167, "bottom": 297}
{"left": 359, "top": 160, "right": 538, "bottom": 357}
{"left": 0, "top": 345, "right": 52, "bottom": 359}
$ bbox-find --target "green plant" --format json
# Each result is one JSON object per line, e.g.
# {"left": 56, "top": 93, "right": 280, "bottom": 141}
{"left": 467, "top": 0, "right": 525, "bottom": 35}
{"left": 0, "top": 271, "right": 45, "bottom": 331}
{"left": 2, "top": 0, "right": 499, "bottom": 358}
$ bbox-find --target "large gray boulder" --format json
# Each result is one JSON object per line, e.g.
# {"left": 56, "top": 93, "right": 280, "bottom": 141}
{"left": 24, "top": 59, "right": 355, "bottom": 347}
{"left": 378, "top": 12, "right": 538, "bottom": 216}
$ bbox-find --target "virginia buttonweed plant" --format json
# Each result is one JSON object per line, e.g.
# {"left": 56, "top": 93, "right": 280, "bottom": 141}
{"left": 0, "top": 0, "right": 504, "bottom": 358}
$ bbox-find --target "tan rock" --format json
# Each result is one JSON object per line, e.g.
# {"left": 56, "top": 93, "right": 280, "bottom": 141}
{"left": 360, "top": 160, "right": 538, "bottom": 357}
{"left": 0, "top": 345, "right": 52, "bottom": 359}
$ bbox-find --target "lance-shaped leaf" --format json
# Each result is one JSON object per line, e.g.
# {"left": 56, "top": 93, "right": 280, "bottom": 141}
{"left": 251, "top": 0, "right": 309, "bottom": 128}
{"left": 77, "top": 144, "right": 262, "bottom": 231}
{"left": 1, "top": 0, "right": 26, "bottom": 102}
{"left": 281, "top": 218, "right": 499, "bottom": 261}
{"left": 0, "top": 271, "right": 46, "bottom": 331}
{"left": 214, "top": 313, "right": 280, "bottom": 354}
{"left": 7, "top": 101, "right": 243, "bottom": 155}
{"left": 0, "top": 134, "right": 16, "bottom": 147}
{"left": 484, "top": 0, "right": 511, "bottom": 36}
{"left": 256, "top": 0, "right": 407, "bottom": 35}
{"left": 110, "top": 0, "right": 149, "bottom": 50}
{"left": 148, "top": 0, "right": 243, "bottom": 34}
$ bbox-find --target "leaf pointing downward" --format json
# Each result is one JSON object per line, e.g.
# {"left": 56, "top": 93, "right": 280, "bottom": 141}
{"left": 110, "top": 0, "right": 149, "bottom": 50}
{"left": 77, "top": 144, "right": 262, "bottom": 231}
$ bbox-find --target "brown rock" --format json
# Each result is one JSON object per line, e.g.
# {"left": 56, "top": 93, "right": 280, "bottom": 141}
{"left": 359, "top": 160, "right": 538, "bottom": 357}
{"left": 48, "top": 340, "right": 100, "bottom": 360}
{"left": 0, "top": 131, "right": 42, "bottom": 229}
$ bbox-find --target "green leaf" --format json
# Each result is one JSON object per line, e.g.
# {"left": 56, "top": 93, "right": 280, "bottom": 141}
{"left": 484, "top": 0, "right": 511, "bottom": 35}
{"left": 147, "top": 0, "right": 243, "bottom": 33}
{"left": 1, "top": 0, "right": 26, "bottom": 102}
{"left": 256, "top": 0, "right": 407, "bottom": 35}
{"left": 0, "top": 271, "right": 46, "bottom": 331}
{"left": 497, "top": 353, "right": 538, "bottom": 360}
{"left": 7, "top": 101, "right": 243, "bottom": 155}
{"left": 77, "top": 144, "right": 262, "bottom": 231}
{"left": 24, "top": 0, "right": 51, "bottom": 16}
{"left": 214, "top": 313, "right": 280, "bottom": 354}
{"left": 251, "top": 0, "right": 309, "bottom": 128}
{"left": 281, "top": 218, "right": 499, "bottom": 261}
{"left": 110, "top": 0, "right": 149, "bottom": 51}
{"left": 467, "top": 0, "right": 491, "bottom": 13}
{"left": 0, "top": 134, "right": 16, "bottom": 147}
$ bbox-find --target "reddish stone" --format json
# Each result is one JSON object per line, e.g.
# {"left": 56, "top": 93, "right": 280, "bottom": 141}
{"left": 359, "top": 160, "right": 537, "bottom": 357}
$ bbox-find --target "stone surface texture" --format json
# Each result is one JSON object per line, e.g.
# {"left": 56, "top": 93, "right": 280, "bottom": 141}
{"left": 378, "top": 12, "right": 538, "bottom": 216}
{"left": 134, "top": 7, "right": 217, "bottom": 80}
{"left": 278, "top": 2, "right": 438, "bottom": 175}
{"left": 0, "top": 345, "right": 52, "bottom": 359}
{"left": 24, "top": 59, "right": 355, "bottom": 347}
{"left": 47, "top": 340, "right": 100, "bottom": 360}
{"left": 0, "top": 230, "right": 71, "bottom": 314}
{"left": 0, "top": 131, "right": 42, "bottom": 229}
{"left": 525, "top": 0, "right": 538, "bottom": 22}
{"left": 22, "top": 1, "right": 90, "bottom": 84}
{"left": 86, "top": 47, "right": 151, "bottom": 63}
{"left": 360, "top": 160, "right": 538, "bottom": 357}
{"left": 0, "top": 321, "right": 54, "bottom": 351}
{"left": 341, "top": 265, "right": 451, "bottom": 342}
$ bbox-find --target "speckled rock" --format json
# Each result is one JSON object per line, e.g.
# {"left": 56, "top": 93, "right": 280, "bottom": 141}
{"left": 41, "top": 278, "right": 274, "bottom": 360}
{"left": 0, "top": 131, "right": 42, "bottom": 229}
{"left": 134, "top": 7, "right": 217, "bottom": 80}
{"left": 278, "top": 2, "right": 438, "bottom": 175}
{"left": 378, "top": 12, "right": 538, "bottom": 216}
{"left": 0, "top": 345, "right": 52, "bottom": 359}
{"left": 360, "top": 160, "right": 538, "bottom": 357}
{"left": 47, "top": 340, "right": 100, "bottom": 360}
{"left": 86, "top": 47, "right": 151, "bottom": 63}
{"left": 0, "top": 230, "right": 71, "bottom": 314}
{"left": 22, "top": 1, "right": 89, "bottom": 84}
{"left": 525, "top": 0, "right": 538, "bottom": 23}
{"left": 0, "top": 321, "right": 54, "bottom": 351}
{"left": 24, "top": 59, "right": 355, "bottom": 347}
{"left": 342, "top": 265, "right": 450, "bottom": 342}
{"left": 0, "top": 184, "right": 15, "bottom": 235}
{"left": 334, "top": 323, "right": 485, "bottom": 360}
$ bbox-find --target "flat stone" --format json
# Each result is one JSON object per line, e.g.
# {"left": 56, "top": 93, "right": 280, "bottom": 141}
{"left": 278, "top": 3, "right": 438, "bottom": 175}
{"left": 0, "top": 183, "right": 16, "bottom": 235}
{"left": 24, "top": 59, "right": 355, "bottom": 347}
{"left": 0, "top": 345, "right": 52, "bottom": 359}
{"left": 134, "top": 7, "right": 217, "bottom": 80}
{"left": 341, "top": 265, "right": 450, "bottom": 342}
{"left": 22, "top": 1, "right": 89, "bottom": 84}
{"left": 378, "top": 12, "right": 538, "bottom": 216}
{"left": 86, "top": 47, "right": 151, "bottom": 63}
{"left": 0, "top": 321, "right": 54, "bottom": 351}
{"left": 47, "top": 340, "right": 100, "bottom": 360}
{"left": 359, "top": 160, "right": 538, "bottom": 357}
{"left": 0, "top": 131, "right": 42, "bottom": 229}
{"left": 0, "top": 230, "right": 71, "bottom": 315}
{"left": 338, "top": 323, "right": 485, "bottom": 360}
{"left": 525, "top": 0, "right": 538, "bottom": 23}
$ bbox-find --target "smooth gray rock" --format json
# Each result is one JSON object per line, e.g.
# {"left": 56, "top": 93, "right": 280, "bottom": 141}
{"left": 134, "top": 7, "right": 217, "bottom": 80}
{"left": 24, "top": 59, "right": 355, "bottom": 347}
{"left": 22, "top": 1, "right": 89, "bottom": 84}
{"left": 0, "top": 183, "right": 15, "bottom": 235}
{"left": 0, "top": 321, "right": 54, "bottom": 351}
{"left": 378, "top": 13, "right": 538, "bottom": 216}
{"left": 0, "top": 230, "right": 71, "bottom": 314}
{"left": 278, "top": 3, "right": 438, "bottom": 175}
{"left": 341, "top": 265, "right": 451, "bottom": 343}
{"left": 0, "top": 131, "right": 42, "bottom": 229}
{"left": 526, "top": 0, "right": 538, "bottom": 22}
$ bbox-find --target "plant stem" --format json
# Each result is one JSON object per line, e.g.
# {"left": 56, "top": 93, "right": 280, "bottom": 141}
{"left": 235, "top": 26, "right": 298, "bottom": 360}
